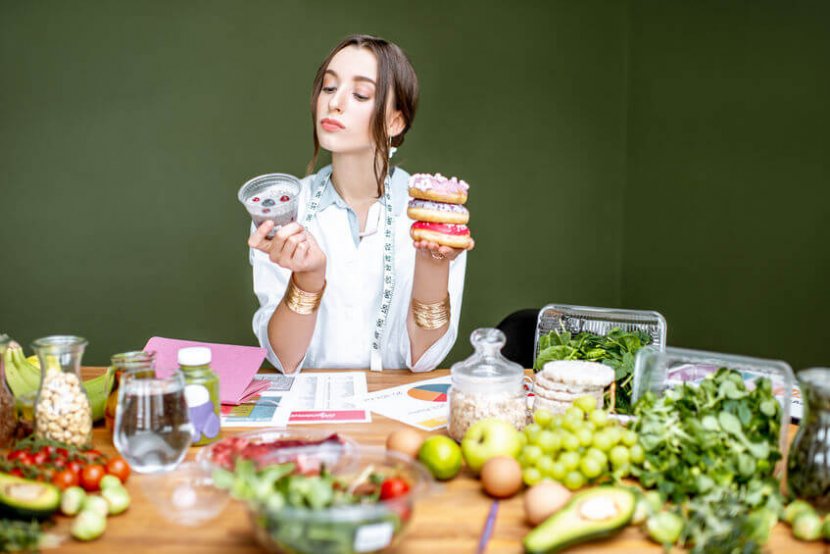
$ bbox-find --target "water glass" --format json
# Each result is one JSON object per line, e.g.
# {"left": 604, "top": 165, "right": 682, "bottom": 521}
{"left": 114, "top": 370, "right": 193, "bottom": 474}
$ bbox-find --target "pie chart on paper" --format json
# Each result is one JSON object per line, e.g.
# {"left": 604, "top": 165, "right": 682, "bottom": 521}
{"left": 407, "top": 383, "right": 450, "bottom": 402}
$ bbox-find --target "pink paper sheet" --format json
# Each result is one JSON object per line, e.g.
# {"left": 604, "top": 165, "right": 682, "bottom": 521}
{"left": 143, "top": 337, "right": 266, "bottom": 405}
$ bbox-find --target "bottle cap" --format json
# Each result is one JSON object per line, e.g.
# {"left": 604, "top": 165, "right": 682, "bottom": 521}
{"left": 178, "top": 347, "right": 211, "bottom": 367}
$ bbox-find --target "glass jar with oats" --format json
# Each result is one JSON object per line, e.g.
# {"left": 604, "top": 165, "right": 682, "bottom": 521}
{"left": 448, "top": 328, "right": 529, "bottom": 442}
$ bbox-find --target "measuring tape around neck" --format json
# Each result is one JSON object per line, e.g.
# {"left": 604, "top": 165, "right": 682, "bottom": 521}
{"left": 304, "top": 172, "right": 395, "bottom": 372}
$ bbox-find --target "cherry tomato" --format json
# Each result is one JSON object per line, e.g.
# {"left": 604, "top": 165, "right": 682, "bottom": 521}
{"left": 379, "top": 477, "right": 410, "bottom": 500}
{"left": 52, "top": 469, "right": 80, "bottom": 490}
{"left": 55, "top": 448, "right": 70, "bottom": 460}
{"left": 39, "top": 445, "right": 55, "bottom": 457}
{"left": 9, "top": 468, "right": 24, "bottom": 478}
{"left": 82, "top": 449, "right": 104, "bottom": 462}
{"left": 32, "top": 451, "right": 48, "bottom": 465}
{"left": 80, "top": 464, "right": 106, "bottom": 492}
{"left": 7, "top": 450, "right": 26, "bottom": 462}
{"left": 106, "top": 456, "right": 131, "bottom": 483}
{"left": 17, "top": 452, "right": 34, "bottom": 466}
{"left": 67, "top": 460, "right": 84, "bottom": 478}
{"left": 52, "top": 458, "right": 67, "bottom": 470}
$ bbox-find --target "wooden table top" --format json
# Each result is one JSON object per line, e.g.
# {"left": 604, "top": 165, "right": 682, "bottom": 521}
{"left": 42, "top": 368, "right": 821, "bottom": 553}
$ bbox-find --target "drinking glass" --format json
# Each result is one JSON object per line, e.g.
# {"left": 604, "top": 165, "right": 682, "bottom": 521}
{"left": 114, "top": 370, "right": 193, "bottom": 474}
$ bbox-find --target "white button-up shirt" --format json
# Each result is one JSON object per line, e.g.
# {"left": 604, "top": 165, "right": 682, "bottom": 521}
{"left": 250, "top": 165, "right": 467, "bottom": 373}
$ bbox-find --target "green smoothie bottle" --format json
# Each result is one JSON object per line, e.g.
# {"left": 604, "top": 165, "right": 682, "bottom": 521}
{"left": 177, "top": 347, "right": 221, "bottom": 446}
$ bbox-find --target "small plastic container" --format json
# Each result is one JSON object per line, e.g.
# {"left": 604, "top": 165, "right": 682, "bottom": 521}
{"left": 448, "top": 328, "right": 529, "bottom": 442}
{"left": 632, "top": 346, "right": 794, "bottom": 471}
{"left": 178, "top": 347, "right": 221, "bottom": 447}
{"left": 533, "top": 304, "right": 667, "bottom": 368}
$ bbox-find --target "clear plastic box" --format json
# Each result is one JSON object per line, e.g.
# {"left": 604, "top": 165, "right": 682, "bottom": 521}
{"left": 533, "top": 304, "right": 667, "bottom": 368}
{"left": 632, "top": 346, "right": 794, "bottom": 468}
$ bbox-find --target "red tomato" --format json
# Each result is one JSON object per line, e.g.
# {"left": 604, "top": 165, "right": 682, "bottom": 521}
{"left": 9, "top": 468, "right": 24, "bottom": 478}
{"left": 52, "top": 458, "right": 67, "bottom": 470}
{"left": 379, "top": 477, "right": 411, "bottom": 500}
{"left": 39, "top": 445, "right": 55, "bottom": 457}
{"left": 55, "top": 448, "right": 70, "bottom": 460}
{"left": 32, "top": 451, "right": 48, "bottom": 465}
{"left": 17, "top": 452, "right": 34, "bottom": 466}
{"left": 82, "top": 449, "right": 104, "bottom": 462}
{"left": 80, "top": 464, "right": 106, "bottom": 492}
{"left": 7, "top": 450, "right": 27, "bottom": 462}
{"left": 52, "top": 469, "right": 80, "bottom": 490}
{"left": 67, "top": 460, "right": 84, "bottom": 478}
{"left": 106, "top": 456, "right": 131, "bottom": 483}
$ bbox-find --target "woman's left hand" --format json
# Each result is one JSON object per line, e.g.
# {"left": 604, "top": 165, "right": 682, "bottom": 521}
{"left": 413, "top": 239, "right": 475, "bottom": 263}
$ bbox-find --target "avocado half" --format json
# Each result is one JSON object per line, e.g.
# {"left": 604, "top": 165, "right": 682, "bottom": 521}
{"left": 523, "top": 486, "right": 636, "bottom": 554}
{"left": 0, "top": 472, "right": 61, "bottom": 519}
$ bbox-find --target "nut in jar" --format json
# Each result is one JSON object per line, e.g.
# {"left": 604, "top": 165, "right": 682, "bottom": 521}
{"left": 31, "top": 336, "right": 92, "bottom": 447}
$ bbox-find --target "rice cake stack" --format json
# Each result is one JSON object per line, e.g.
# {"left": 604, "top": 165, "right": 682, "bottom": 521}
{"left": 532, "top": 360, "right": 615, "bottom": 414}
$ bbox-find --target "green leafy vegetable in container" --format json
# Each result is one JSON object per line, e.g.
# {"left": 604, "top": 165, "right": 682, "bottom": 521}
{"left": 631, "top": 368, "right": 784, "bottom": 553}
{"left": 534, "top": 327, "right": 653, "bottom": 413}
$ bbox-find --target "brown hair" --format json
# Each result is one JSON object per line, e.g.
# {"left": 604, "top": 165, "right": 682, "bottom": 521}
{"left": 306, "top": 34, "right": 419, "bottom": 197}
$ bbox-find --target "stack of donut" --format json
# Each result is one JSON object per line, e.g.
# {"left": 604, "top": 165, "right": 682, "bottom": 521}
{"left": 407, "top": 173, "right": 472, "bottom": 249}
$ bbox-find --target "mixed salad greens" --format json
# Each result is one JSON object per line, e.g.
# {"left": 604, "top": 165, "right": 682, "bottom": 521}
{"left": 212, "top": 459, "right": 411, "bottom": 554}
{"left": 534, "top": 327, "right": 653, "bottom": 413}
{"left": 632, "top": 368, "right": 784, "bottom": 553}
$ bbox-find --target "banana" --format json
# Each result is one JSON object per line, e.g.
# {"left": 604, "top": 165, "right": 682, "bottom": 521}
{"left": 82, "top": 367, "right": 115, "bottom": 421}
{"left": 3, "top": 341, "right": 114, "bottom": 422}
{"left": 4, "top": 342, "right": 41, "bottom": 396}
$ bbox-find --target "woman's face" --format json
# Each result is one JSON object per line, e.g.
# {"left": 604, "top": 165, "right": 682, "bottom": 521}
{"left": 316, "top": 45, "right": 382, "bottom": 155}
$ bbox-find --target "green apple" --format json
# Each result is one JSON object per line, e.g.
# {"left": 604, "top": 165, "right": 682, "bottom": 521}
{"left": 461, "top": 418, "right": 522, "bottom": 474}
{"left": 418, "top": 435, "right": 463, "bottom": 480}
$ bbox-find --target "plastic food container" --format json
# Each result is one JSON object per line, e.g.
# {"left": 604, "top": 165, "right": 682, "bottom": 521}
{"left": 244, "top": 446, "right": 434, "bottom": 554}
{"left": 632, "top": 346, "right": 794, "bottom": 469}
{"left": 533, "top": 304, "right": 667, "bottom": 366}
{"left": 196, "top": 428, "right": 358, "bottom": 473}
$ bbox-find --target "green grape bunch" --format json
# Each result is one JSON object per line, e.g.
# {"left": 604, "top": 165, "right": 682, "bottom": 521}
{"left": 518, "top": 395, "right": 643, "bottom": 491}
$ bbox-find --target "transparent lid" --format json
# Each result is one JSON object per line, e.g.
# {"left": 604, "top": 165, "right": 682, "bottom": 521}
{"left": 450, "top": 328, "right": 525, "bottom": 393}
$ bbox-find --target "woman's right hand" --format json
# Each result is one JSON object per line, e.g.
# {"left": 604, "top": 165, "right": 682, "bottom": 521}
{"left": 249, "top": 221, "right": 327, "bottom": 288}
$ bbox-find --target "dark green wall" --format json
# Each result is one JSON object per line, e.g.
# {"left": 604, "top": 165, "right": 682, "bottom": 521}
{"left": 0, "top": 1, "right": 627, "bottom": 365}
{"left": 622, "top": 1, "right": 830, "bottom": 370}
{"left": 1, "top": 1, "right": 826, "bottom": 370}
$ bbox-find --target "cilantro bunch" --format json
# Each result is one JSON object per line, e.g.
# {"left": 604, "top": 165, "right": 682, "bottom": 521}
{"left": 632, "top": 368, "right": 784, "bottom": 553}
{"left": 534, "top": 327, "right": 653, "bottom": 413}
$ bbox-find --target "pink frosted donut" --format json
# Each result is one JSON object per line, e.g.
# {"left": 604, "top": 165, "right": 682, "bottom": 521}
{"left": 408, "top": 173, "right": 469, "bottom": 204}
{"left": 410, "top": 221, "right": 472, "bottom": 249}
{"left": 407, "top": 199, "right": 469, "bottom": 225}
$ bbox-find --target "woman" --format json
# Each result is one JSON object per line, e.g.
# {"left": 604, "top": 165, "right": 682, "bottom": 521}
{"left": 248, "top": 34, "right": 473, "bottom": 373}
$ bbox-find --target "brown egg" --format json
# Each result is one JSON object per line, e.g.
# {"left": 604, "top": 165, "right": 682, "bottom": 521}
{"left": 480, "top": 456, "right": 523, "bottom": 499}
{"left": 524, "top": 481, "right": 572, "bottom": 526}
{"left": 386, "top": 428, "right": 425, "bottom": 459}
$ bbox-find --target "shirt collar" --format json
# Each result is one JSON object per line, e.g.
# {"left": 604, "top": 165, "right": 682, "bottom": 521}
{"left": 312, "top": 164, "right": 410, "bottom": 216}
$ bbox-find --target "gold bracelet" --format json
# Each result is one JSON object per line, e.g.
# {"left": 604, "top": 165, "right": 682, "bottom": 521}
{"left": 283, "top": 275, "right": 326, "bottom": 315}
{"left": 411, "top": 295, "right": 451, "bottom": 330}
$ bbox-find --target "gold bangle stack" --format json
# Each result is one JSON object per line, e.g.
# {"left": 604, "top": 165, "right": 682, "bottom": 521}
{"left": 411, "top": 295, "right": 451, "bottom": 330}
{"left": 284, "top": 275, "right": 326, "bottom": 315}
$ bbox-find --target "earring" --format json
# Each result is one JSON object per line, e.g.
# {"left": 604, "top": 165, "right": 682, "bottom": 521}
{"left": 388, "top": 137, "right": 397, "bottom": 159}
